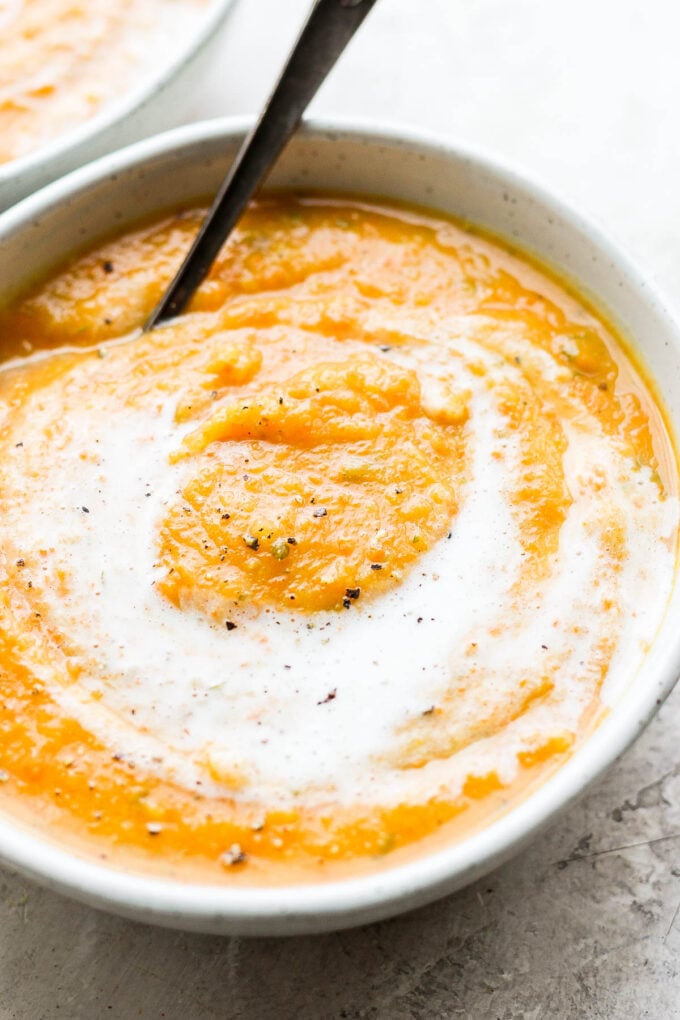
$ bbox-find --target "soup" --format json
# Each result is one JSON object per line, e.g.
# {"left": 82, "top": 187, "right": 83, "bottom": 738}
{"left": 0, "top": 197, "right": 676, "bottom": 883}
{"left": 0, "top": 0, "right": 205, "bottom": 166}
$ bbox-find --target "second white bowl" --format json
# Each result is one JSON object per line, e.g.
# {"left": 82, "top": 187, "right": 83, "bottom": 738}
{"left": 0, "top": 0, "right": 236, "bottom": 212}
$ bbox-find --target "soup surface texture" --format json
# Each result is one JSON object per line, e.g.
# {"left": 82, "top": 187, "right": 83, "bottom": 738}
{"left": 0, "top": 197, "right": 676, "bottom": 884}
{"left": 0, "top": 0, "right": 204, "bottom": 166}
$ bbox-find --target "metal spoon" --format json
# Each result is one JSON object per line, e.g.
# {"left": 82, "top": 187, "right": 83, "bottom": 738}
{"left": 145, "top": 0, "right": 379, "bottom": 331}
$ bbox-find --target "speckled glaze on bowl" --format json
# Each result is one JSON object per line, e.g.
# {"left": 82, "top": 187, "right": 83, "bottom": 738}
{"left": 0, "top": 0, "right": 237, "bottom": 212}
{"left": 0, "top": 119, "right": 679, "bottom": 935}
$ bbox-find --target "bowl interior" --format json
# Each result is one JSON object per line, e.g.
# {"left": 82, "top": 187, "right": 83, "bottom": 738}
{"left": 0, "top": 120, "right": 679, "bottom": 935}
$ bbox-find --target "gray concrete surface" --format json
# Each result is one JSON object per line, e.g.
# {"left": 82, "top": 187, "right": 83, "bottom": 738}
{"left": 2, "top": 1, "right": 680, "bottom": 1016}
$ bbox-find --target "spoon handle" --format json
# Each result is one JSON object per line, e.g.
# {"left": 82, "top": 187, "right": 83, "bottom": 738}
{"left": 146, "top": 0, "right": 379, "bottom": 330}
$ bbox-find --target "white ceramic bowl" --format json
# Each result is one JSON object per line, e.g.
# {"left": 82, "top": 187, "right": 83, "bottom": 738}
{"left": 1, "top": 119, "right": 679, "bottom": 935}
{"left": 0, "top": 0, "right": 236, "bottom": 212}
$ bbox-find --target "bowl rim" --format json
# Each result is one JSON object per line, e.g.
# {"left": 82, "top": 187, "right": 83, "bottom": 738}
{"left": 0, "top": 0, "right": 236, "bottom": 189}
{"left": 1, "top": 115, "right": 679, "bottom": 934}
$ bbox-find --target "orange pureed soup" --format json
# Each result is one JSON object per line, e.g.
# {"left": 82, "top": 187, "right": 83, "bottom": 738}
{"left": 0, "top": 196, "right": 677, "bottom": 884}
{"left": 0, "top": 0, "right": 205, "bottom": 166}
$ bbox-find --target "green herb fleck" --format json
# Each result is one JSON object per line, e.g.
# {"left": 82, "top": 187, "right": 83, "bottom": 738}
{"left": 271, "top": 538, "right": 290, "bottom": 560}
